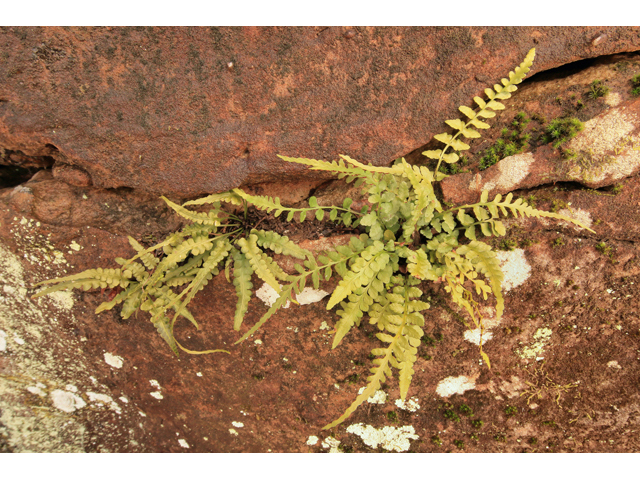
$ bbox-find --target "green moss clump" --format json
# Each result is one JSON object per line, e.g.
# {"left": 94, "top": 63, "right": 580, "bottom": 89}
{"left": 542, "top": 117, "right": 584, "bottom": 149}
{"left": 479, "top": 112, "right": 531, "bottom": 170}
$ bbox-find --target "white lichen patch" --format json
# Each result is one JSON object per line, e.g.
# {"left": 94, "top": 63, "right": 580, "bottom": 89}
{"left": 150, "top": 391, "right": 163, "bottom": 400}
{"left": 178, "top": 438, "right": 189, "bottom": 448}
{"left": 346, "top": 424, "right": 419, "bottom": 452}
{"left": 104, "top": 352, "right": 124, "bottom": 369}
{"left": 256, "top": 283, "right": 290, "bottom": 308}
{"left": 395, "top": 397, "right": 420, "bottom": 412}
{"left": 607, "top": 360, "right": 622, "bottom": 369}
{"left": 474, "top": 152, "right": 536, "bottom": 192}
{"left": 464, "top": 327, "right": 495, "bottom": 346}
{"left": 306, "top": 435, "right": 319, "bottom": 446}
{"left": 295, "top": 287, "right": 329, "bottom": 305}
{"left": 519, "top": 327, "right": 553, "bottom": 360}
{"left": 436, "top": 375, "right": 476, "bottom": 397}
{"left": 358, "top": 387, "right": 387, "bottom": 404}
{"left": 50, "top": 389, "right": 86, "bottom": 413}
{"left": 149, "top": 379, "right": 161, "bottom": 389}
{"left": 319, "top": 321, "right": 330, "bottom": 330}
{"left": 557, "top": 208, "right": 592, "bottom": 230}
{"left": 495, "top": 249, "right": 531, "bottom": 292}
{"left": 87, "top": 391, "right": 122, "bottom": 414}
{"left": 566, "top": 109, "right": 640, "bottom": 184}
{"left": 26, "top": 385, "right": 47, "bottom": 397}
{"left": 321, "top": 436, "right": 341, "bottom": 453}
{"left": 229, "top": 428, "right": 239, "bottom": 436}
{"left": 231, "top": 421, "right": 244, "bottom": 428}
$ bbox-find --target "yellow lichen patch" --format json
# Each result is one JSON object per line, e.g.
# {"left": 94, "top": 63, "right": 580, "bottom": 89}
{"left": 518, "top": 327, "right": 553, "bottom": 360}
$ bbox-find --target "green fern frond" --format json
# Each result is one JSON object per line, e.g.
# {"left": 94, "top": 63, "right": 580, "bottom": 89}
{"left": 162, "top": 196, "right": 220, "bottom": 225}
{"left": 456, "top": 240, "right": 504, "bottom": 319}
{"left": 152, "top": 314, "right": 179, "bottom": 355}
{"left": 326, "top": 241, "right": 388, "bottom": 310}
{"left": 167, "top": 239, "right": 232, "bottom": 323}
{"left": 182, "top": 191, "right": 243, "bottom": 207}
{"left": 252, "top": 229, "right": 311, "bottom": 260}
{"left": 425, "top": 48, "right": 535, "bottom": 176}
{"left": 237, "top": 235, "right": 283, "bottom": 294}
{"left": 278, "top": 154, "right": 374, "bottom": 181}
{"left": 231, "top": 248, "right": 253, "bottom": 331}
{"left": 128, "top": 236, "right": 159, "bottom": 270}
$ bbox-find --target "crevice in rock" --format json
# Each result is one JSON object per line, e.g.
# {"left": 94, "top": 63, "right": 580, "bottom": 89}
{"left": 0, "top": 147, "right": 55, "bottom": 189}
{"left": 525, "top": 50, "right": 640, "bottom": 85}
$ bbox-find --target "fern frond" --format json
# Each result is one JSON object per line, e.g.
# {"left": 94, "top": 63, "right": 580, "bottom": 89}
{"left": 326, "top": 241, "right": 388, "bottom": 310}
{"left": 456, "top": 240, "right": 504, "bottom": 319}
{"left": 426, "top": 49, "right": 535, "bottom": 175}
{"left": 332, "top": 296, "right": 365, "bottom": 348}
{"left": 237, "top": 235, "right": 283, "bottom": 294}
{"left": 325, "top": 277, "right": 427, "bottom": 429}
{"left": 252, "top": 229, "right": 311, "bottom": 260}
{"left": 235, "top": 282, "right": 295, "bottom": 344}
{"left": 128, "top": 237, "right": 159, "bottom": 270}
{"left": 152, "top": 314, "right": 179, "bottom": 356}
{"left": 182, "top": 191, "right": 243, "bottom": 207}
{"left": 168, "top": 239, "right": 232, "bottom": 322}
{"left": 231, "top": 248, "right": 253, "bottom": 331}
{"left": 162, "top": 196, "right": 220, "bottom": 225}
{"left": 278, "top": 154, "right": 374, "bottom": 181}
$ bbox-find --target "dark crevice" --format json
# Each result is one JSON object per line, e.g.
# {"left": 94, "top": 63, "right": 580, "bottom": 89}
{"left": 0, "top": 147, "right": 55, "bottom": 189}
{"left": 524, "top": 50, "right": 640, "bottom": 85}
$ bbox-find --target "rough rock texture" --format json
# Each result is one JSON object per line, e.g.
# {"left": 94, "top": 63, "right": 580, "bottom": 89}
{"left": 2, "top": 29, "right": 640, "bottom": 453}
{"left": 440, "top": 55, "right": 640, "bottom": 204}
{"left": 1, "top": 26, "right": 640, "bottom": 197}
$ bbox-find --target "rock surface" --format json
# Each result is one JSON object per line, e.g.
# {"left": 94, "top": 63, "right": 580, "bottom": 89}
{"left": 2, "top": 29, "right": 640, "bottom": 453}
{"left": 1, "top": 26, "right": 640, "bottom": 197}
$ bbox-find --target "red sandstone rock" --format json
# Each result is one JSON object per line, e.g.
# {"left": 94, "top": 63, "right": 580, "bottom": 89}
{"left": 1, "top": 27, "right": 639, "bottom": 197}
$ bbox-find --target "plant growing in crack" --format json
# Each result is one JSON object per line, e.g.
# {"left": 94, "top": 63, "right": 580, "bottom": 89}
{"left": 32, "top": 48, "right": 595, "bottom": 429}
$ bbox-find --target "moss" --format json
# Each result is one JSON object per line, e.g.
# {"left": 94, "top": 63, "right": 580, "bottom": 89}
{"left": 444, "top": 409, "right": 460, "bottom": 422}
{"left": 588, "top": 80, "right": 609, "bottom": 99}
{"left": 504, "top": 405, "right": 518, "bottom": 417}
{"left": 595, "top": 241, "right": 612, "bottom": 256}
{"left": 471, "top": 419, "right": 484, "bottom": 429}
{"left": 542, "top": 117, "right": 584, "bottom": 149}
{"left": 453, "top": 439, "right": 465, "bottom": 449}
{"left": 498, "top": 239, "right": 518, "bottom": 251}
{"left": 431, "top": 435, "right": 443, "bottom": 446}
{"left": 552, "top": 237, "right": 565, "bottom": 248}
{"left": 479, "top": 112, "right": 531, "bottom": 170}
{"left": 459, "top": 404, "right": 474, "bottom": 416}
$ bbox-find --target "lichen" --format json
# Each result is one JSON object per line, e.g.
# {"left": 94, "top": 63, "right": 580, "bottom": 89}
{"left": 518, "top": 327, "right": 553, "bottom": 360}
{"left": 435, "top": 375, "right": 476, "bottom": 397}
{"left": 346, "top": 423, "right": 418, "bottom": 452}
{"left": 495, "top": 249, "right": 531, "bottom": 292}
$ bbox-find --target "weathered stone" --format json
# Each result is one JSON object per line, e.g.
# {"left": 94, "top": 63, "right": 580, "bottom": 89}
{"left": 1, "top": 27, "right": 639, "bottom": 197}
{"left": 440, "top": 54, "right": 640, "bottom": 205}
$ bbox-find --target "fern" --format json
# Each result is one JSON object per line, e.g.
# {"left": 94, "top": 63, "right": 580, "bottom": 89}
{"left": 32, "top": 48, "right": 598, "bottom": 430}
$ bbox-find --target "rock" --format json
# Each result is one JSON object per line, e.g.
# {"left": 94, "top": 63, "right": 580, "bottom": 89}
{"left": 1, "top": 26, "right": 639, "bottom": 198}
{"left": 440, "top": 53, "right": 640, "bottom": 205}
